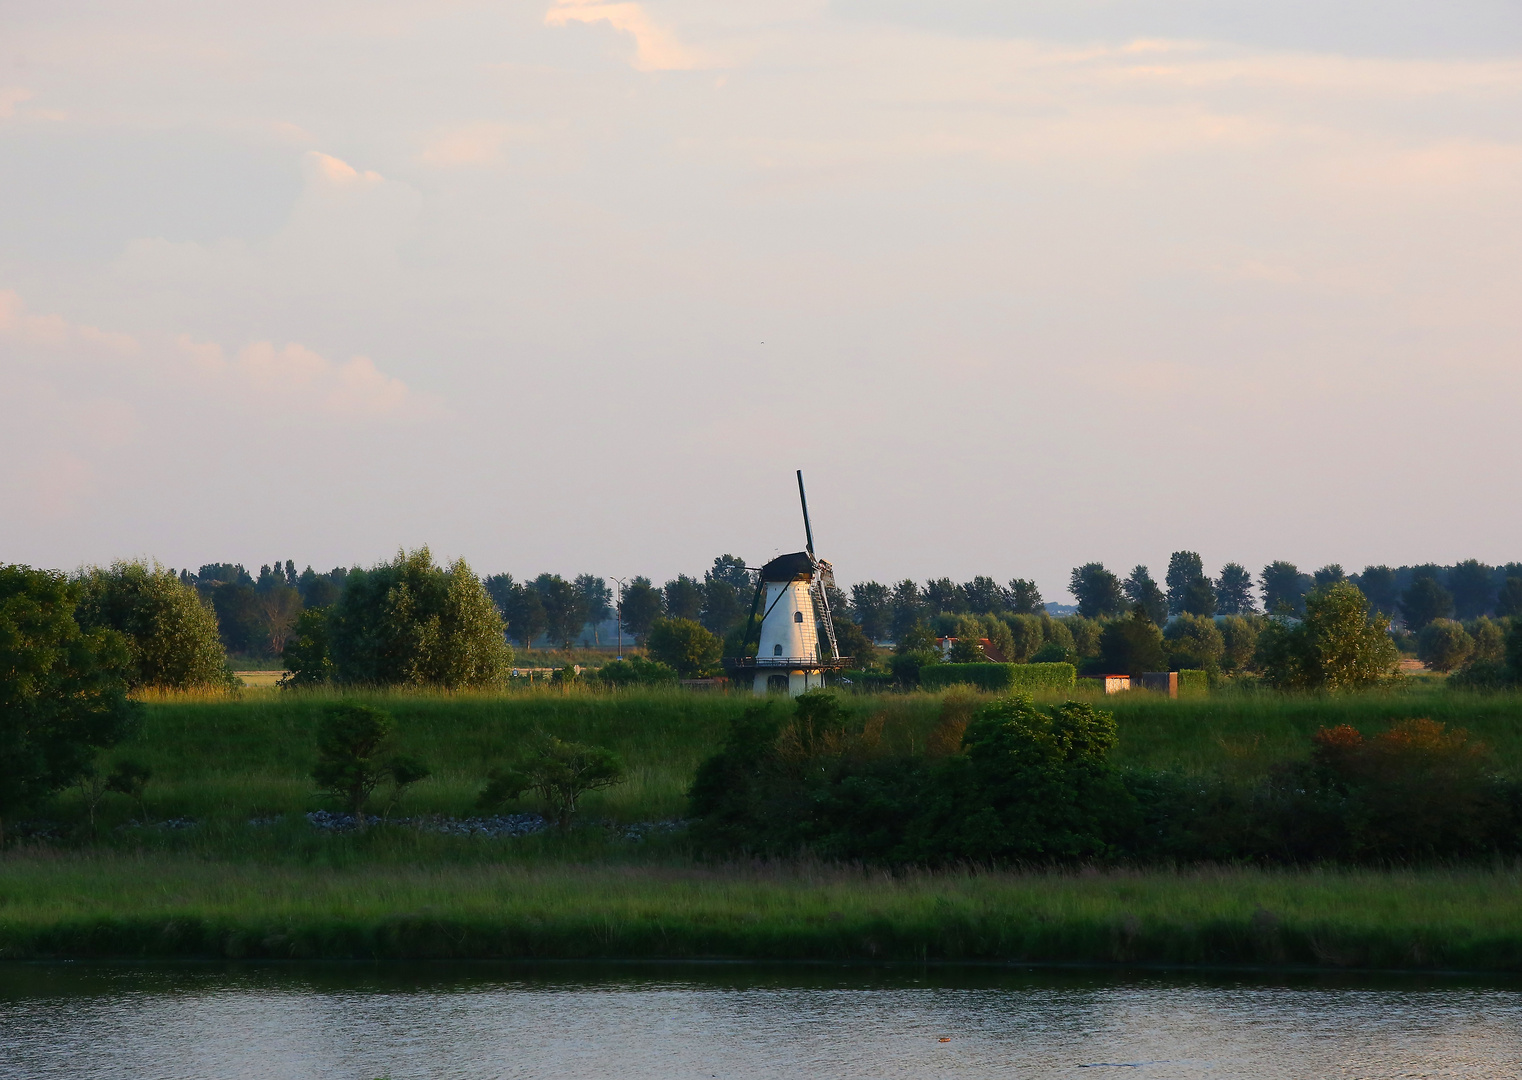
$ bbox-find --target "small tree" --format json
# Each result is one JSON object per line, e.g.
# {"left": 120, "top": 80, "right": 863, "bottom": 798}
{"left": 646, "top": 617, "right": 721, "bottom": 678}
{"left": 106, "top": 759, "right": 153, "bottom": 822}
{"left": 1069, "top": 563, "right": 1125, "bottom": 619}
{"left": 1257, "top": 582, "right": 1399, "bottom": 691}
{"left": 282, "top": 608, "right": 335, "bottom": 687}
{"left": 311, "top": 703, "right": 427, "bottom": 825}
{"left": 1417, "top": 619, "right": 1474, "bottom": 673}
{"left": 1122, "top": 566, "right": 1166, "bottom": 625}
{"left": 1098, "top": 605, "right": 1166, "bottom": 678}
{"left": 618, "top": 576, "right": 663, "bottom": 644}
{"left": 478, "top": 736, "right": 626, "bottom": 830}
{"left": 1164, "top": 613, "right": 1224, "bottom": 673}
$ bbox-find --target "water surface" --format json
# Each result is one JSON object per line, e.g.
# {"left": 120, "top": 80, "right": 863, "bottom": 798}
{"left": 1, "top": 963, "right": 1517, "bottom": 1078}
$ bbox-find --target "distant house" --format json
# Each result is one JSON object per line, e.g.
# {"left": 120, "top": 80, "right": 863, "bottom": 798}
{"left": 936, "top": 637, "right": 1007, "bottom": 663}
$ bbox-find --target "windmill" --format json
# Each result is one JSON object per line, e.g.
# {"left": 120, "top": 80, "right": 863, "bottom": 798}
{"left": 729, "top": 471, "right": 849, "bottom": 695}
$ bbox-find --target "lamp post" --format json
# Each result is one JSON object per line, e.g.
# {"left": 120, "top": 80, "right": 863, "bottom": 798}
{"left": 610, "top": 576, "right": 627, "bottom": 660}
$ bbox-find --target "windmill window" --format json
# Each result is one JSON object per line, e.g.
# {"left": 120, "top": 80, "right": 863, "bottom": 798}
{"left": 773, "top": 643, "right": 783, "bottom": 656}
{"left": 794, "top": 611, "right": 804, "bottom": 623}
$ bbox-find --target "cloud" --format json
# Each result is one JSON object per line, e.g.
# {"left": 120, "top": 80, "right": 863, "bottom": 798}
{"left": 544, "top": 0, "right": 708, "bottom": 70}
{"left": 178, "top": 336, "right": 421, "bottom": 418}
{"left": 0, "top": 87, "right": 31, "bottom": 118}
{"left": 419, "top": 123, "right": 514, "bottom": 167}
{"left": 303, "top": 150, "right": 384, "bottom": 188}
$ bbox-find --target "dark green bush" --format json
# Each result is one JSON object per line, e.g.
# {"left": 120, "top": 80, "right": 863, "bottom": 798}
{"left": 1178, "top": 669, "right": 1209, "bottom": 696}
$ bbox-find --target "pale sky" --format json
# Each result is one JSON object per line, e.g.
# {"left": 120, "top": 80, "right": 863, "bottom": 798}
{"left": 3, "top": 0, "right": 1520, "bottom": 600}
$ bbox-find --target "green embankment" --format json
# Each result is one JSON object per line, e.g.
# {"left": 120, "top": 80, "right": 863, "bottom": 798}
{"left": 4, "top": 856, "right": 1521, "bottom": 969}
{"left": 100, "top": 684, "right": 1522, "bottom": 826}
{"left": 10, "top": 684, "right": 1522, "bottom": 969}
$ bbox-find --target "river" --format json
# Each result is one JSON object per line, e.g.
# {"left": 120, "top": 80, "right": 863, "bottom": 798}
{"left": 1, "top": 964, "right": 1517, "bottom": 1078}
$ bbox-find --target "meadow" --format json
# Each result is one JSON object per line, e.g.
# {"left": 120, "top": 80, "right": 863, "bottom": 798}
{"left": 10, "top": 683, "right": 1522, "bottom": 969}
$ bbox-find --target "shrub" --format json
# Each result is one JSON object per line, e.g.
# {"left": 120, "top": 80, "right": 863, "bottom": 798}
{"left": 1465, "top": 617, "right": 1505, "bottom": 665}
{"left": 646, "top": 617, "right": 722, "bottom": 678}
{"left": 481, "top": 735, "right": 626, "bottom": 830}
{"left": 1417, "top": 619, "right": 1474, "bottom": 672}
{"left": 281, "top": 608, "right": 334, "bottom": 688}
{"left": 74, "top": 561, "right": 227, "bottom": 690}
{"left": 596, "top": 655, "right": 678, "bottom": 687}
{"left": 920, "top": 663, "right": 1076, "bottom": 693}
{"left": 311, "top": 703, "right": 428, "bottom": 824}
{"left": 1061, "top": 615, "right": 1102, "bottom": 659}
{"left": 1219, "top": 615, "right": 1261, "bottom": 673}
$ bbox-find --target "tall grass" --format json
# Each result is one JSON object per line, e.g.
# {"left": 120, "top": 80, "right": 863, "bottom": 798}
{"left": 4, "top": 852, "right": 1521, "bottom": 969}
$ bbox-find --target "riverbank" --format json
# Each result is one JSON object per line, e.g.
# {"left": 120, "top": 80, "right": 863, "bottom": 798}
{"left": 4, "top": 855, "right": 1521, "bottom": 971}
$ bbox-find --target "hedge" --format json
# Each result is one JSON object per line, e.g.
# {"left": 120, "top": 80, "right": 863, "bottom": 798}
{"left": 920, "top": 662, "right": 1077, "bottom": 693}
{"left": 1179, "top": 669, "right": 1209, "bottom": 696}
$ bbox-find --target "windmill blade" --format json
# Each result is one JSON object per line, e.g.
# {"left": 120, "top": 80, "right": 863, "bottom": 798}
{"left": 796, "top": 469, "right": 815, "bottom": 555}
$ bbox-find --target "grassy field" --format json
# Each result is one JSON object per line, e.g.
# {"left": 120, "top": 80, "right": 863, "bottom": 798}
{"left": 84, "top": 683, "right": 1522, "bottom": 828}
{"left": 3, "top": 854, "right": 1521, "bottom": 969}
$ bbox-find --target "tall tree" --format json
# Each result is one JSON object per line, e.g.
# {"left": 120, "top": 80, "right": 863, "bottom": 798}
{"left": 1164, "top": 551, "right": 1207, "bottom": 616}
{"left": 259, "top": 585, "right": 303, "bottom": 656}
{"left": 890, "top": 579, "right": 924, "bottom": 641}
{"left": 1069, "top": 563, "right": 1125, "bottom": 619}
{"left": 619, "top": 576, "right": 663, "bottom": 644}
{"left": 574, "top": 575, "right": 613, "bottom": 626}
{"left": 663, "top": 575, "right": 705, "bottom": 621}
{"left": 1400, "top": 576, "right": 1453, "bottom": 631}
{"left": 1259, "top": 561, "right": 1311, "bottom": 616}
{"left": 0, "top": 564, "right": 139, "bottom": 846}
{"left": 963, "top": 576, "right": 1006, "bottom": 614}
{"left": 850, "top": 581, "right": 893, "bottom": 641}
{"left": 74, "top": 561, "right": 227, "bottom": 690}
{"left": 1447, "top": 559, "right": 1495, "bottom": 620}
{"left": 1006, "top": 579, "right": 1043, "bottom": 615}
{"left": 1351, "top": 565, "right": 1398, "bottom": 615}
{"left": 1122, "top": 566, "right": 1167, "bottom": 625}
{"left": 706, "top": 554, "right": 752, "bottom": 593}
{"left": 1313, "top": 564, "right": 1346, "bottom": 588}
{"left": 923, "top": 578, "right": 967, "bottom": 615}
{"left": 535, "top": 574, "right": 587, "bottom": 650}
{"left": 1497, "top": 577, "right": 1522, "bottom": 619}
{"left": 1214, "top": 562, "right": 1256, "bottom": 615}
{"left": 1257, "top": 582, "right": 1398, "bottom": 691}
{"left": 700, "top": 577, "right": 745, "bottom": 637}
{"left": 211, "top": 582, "right": 265, "bottom": 656}
{"left": 1182, "top": 578, "right": 1217, "bottom": 618}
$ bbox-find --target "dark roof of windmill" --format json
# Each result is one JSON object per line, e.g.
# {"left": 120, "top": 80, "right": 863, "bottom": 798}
{"left": 759, "top": 551, "right": 815, "bottom": 582}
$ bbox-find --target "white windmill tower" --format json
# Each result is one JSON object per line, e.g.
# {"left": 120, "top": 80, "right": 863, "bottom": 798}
{"left": 729, "top": 471, "right": 849, "bottom": 696}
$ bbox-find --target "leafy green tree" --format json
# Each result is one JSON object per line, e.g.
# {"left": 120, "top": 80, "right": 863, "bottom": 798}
{"left": 1098, "top": 605, "right": 1166, "bottom": 678}
{"left": 1165, "top": 551, "right": 1207, "bottom": 616}
{"left": 574, "top": 574, "right": 613, "bottom": 642}
{"left": 618, "top": 576, "right": 663, "bottom": 644}
{"left": 478, "top": 735, "right": 626, "bottom": 830}
{"left": 890, "top": 580, "right": 925, "bottom": 640}
{"left": 1400, "top": 576, "right": 1453, "bottom": 632}
{"left": 0, "top": 565, "right": 139, "bottom": 845}
{"left": 1447, "top": 560, "right": 1495, "bottom": 620}
{"left": 1003, "top": 613, "right": 1045, "bottom": 663}
{"left": 1313, "top": 564, "right": 1346, "bottom": 588}
{"left": 1182, "top": 577, "right": 1217, "bottom": 617}
{"left": 1122, "top": 566, "right": 1167, "bottom": 625}
{"left": 831, "top": 617, "right": 879, "bottom": 667}
{"left": 328, "top": 548, "right": 513, "bottom": 688}
{"left": 850, "top": 581, "right": 893, "bottom": 640}
{"left": 597, "top": 655, "right": 679, "bottom": 687}
{"left": 311, "top": 702, "right": 426, "bottom": 825}
{"left": 1259, "top": 561, "right": 1312, "bottom": 616}
{"left": 1214, "top": 563, "right": 1256, "bottom": 615}
{"left": 1069, "top": 563, "right": 1125, "bottom": 619}
{"left": 662, "top": 575, "right": 705, "bottom": 620}
{"left": 923, "top": 578, "right": 967, "bottom": 615}
{"left": 1466, "top": 616, "right": 1506, "bottom": 664}
{"left": 297, "top": 566, "right": 346, "bottom": 609}
{"left": 1061, "top": 615, "right": 1102, "bottom": 659}
{"left": 259, "top": 584, "right": 303, "bottom": 656}
{"left": 963, "top": 576, "right": 1006, "bottom": 614}
{"left": 1164, "top": 613, "right": 1225, "bottom": 672}
{"left": 1496, "top": 577, "right": 1522, "bottom": 619}
{"left": 1257, "top": 582, "right": 1399, "bottom": 691}
{"left": 75, "top": 561, "right": 227, "bottom": 690}
{"left": 1218, "top": 615, "right": 1262, "bottom": 673}
{"left": 700, "top": 577, "right": 745, "bottom": 637}
{"left": 646, "top": 616, "right": 722, "bottom": 678}
{"left": 535, "top": 573, "right": 587, "bottom": 650}
{"left": 1352, "top": 565, "right": 1399, "bottom": 616}
{"left": 211, "top": 582, "right": 265, "bottom": 655}
{"left": 707, "top": 554, "right": 752, "bottom": 592}
{"left": 503, "top": 578, "right": 548, "bottom": 649}
{"left": 281, "top": 608, "right": 335, "bottom": 687}
{"left": 1417, "top": 620, "right": 1474, "bottom": 672}
{"left": 1006, "top": 578, "right": 1043, "bottom": 615}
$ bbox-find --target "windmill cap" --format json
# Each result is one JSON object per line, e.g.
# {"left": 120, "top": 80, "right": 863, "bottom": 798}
{"left": 759, "top": 551, "right": 815, "bottom": 582}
